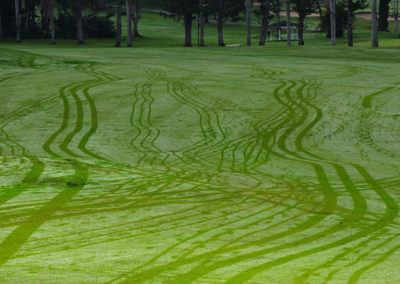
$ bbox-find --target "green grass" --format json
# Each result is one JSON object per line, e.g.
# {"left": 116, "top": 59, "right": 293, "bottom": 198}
{"left": 1, "top": 10, "right": 400, "bottom": 283}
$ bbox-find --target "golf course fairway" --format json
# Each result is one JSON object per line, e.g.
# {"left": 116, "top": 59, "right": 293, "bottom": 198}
{"left": 1, "top": 27, "right": 400, "bottom": 283}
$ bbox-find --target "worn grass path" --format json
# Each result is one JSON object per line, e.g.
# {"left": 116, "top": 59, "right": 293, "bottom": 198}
{"left": 0, "top": 37, "right": 400, "bottom": 283}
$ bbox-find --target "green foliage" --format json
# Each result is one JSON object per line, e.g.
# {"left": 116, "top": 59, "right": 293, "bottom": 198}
{"left": 320, "top": 0, "right": 367, "bottom": 38}
{"left": 320, "top": 3, "right": 347, "bottom": 37}
{"left": 55, "top": 13, "right": 116, "bottom": 38}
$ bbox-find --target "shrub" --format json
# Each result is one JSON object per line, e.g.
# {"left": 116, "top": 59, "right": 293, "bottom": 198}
{"left": 55, "top": 13, "right": 116, "bottom": 39}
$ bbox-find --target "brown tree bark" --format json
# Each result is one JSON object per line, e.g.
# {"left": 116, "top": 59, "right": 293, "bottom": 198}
{"left": 298, "top": 14, "right": 305, "bottom": 45}
{"left": 259, "top": 0, "right": 270, "bottom": 46}
{"left": 50, "top": 0, "right": 55, "bottom": 44}
{"left": 199, "top": 0, "right": 205, "bottom": 46}
{"left": 371, "top": 0, "right": 378, "bottom": 47}
{"left": 347, "top": 3, "right": 353, "bottom": 46}
{"left": 0, "top": 8, "right": 3, "bottom": 37}
{"left": 184, "top": 13, "right": 192, "bottom": 47}
{"left": 75, "top": 0, "right": 84, "bottom": 44}
{"left": 217, "top": 0, "right": 225, "bottom": 46}
{"left": 286, "top": 0, "right": 291, "bottom": 45}
{"left": 126, "top": 0, "right": 133, "bottom": 47}
{"left": 132, "top": 0, "right": 142, "bottom": 37}
{"left": 395, "top": 0, "right": 399, "bottom": 35}
{"left": 15, "top": 0, "right": 21, "bottom": 42}
{"left": 25, "top": 0, "right": 29, "bottom": 30}
{"left": 330, "top": 0, "right": 336, "bottom": 45}
{"left": 246, "top": 0, "right": 251, "bottom": 46}
{"left": 115, "top": 0, "right": 122, "bottom": 47}
{"left": 276, "top": 0, "right": 281, "bottom": 39}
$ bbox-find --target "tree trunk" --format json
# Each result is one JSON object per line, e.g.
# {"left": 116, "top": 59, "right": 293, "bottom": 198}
{"left": 25, "top": 0, "right": 29, "bottom": 30}
{"left": 15, "top": 0, "right": 21, "bottom": 42}
{"left": 217, "top": 0, "right": 225, "bottom": 46}
{"left": 0, "top": 9, "right": 3, "bottom": 37}
{"left": 50, "top": 0, "right": 55, "bottom": 44}
{"left": 330, "top": 0, "right": 336, "bottom": 45}
{"left": 115, "top": 0, "right": 122, "bottom": 46}
{"left": 199, "top": 0, "right": 205, "bottom": 46}
{"left": 378, "top": 0, "right": 390, "bottom": 31}
{"left": 298, "top": 15, "right": 304, "bottom": 45}
{"left": 347, "top": 4, "right": 352, "bottom": 46}
{"left": 133, "top": 16, "right": 141, "bottom": 37}
{"left": 126, "top": 0, "right": 133, "bottom": 47}
{"left": 184, "top": 13, "right": 192, "bottom": 47}
{"left": 276, "top": 0, "right": 281, "bottom": 40}
{"left": 314, "top": 0, "right": 323, "bottom": 17}
{"left": 259, "top": 0, "right": 270, "bottom": 46}
{"left": 133, "top": 0, "right": 142, "bottom": 37}
{"left": 371, "top": 0, "right": 379, "bottom": 47}
{"left": 75, "top": 0, "right": 84, "bottom": 44}
{"left": 246, "top": 0, "right": 251, "bottom": 46}
{"left": 286, "top": 0, "right": 291, "bottom": 45}
{"left": 395, "top": 0, "right": 399, "bottom": 35}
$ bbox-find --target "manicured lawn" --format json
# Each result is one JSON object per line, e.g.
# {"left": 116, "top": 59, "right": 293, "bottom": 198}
{"left": 0, "top": 10, "right": 400, "bottom": 283}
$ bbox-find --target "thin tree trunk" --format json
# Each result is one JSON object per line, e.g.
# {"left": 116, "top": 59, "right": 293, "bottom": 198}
{"left": 395, "top": 0, "right": 399, "bottom": 35}
{"left": 286, "top": 0, "right": 291, "bottom": 45}
{"left": 330, "top": 0, "right": 336, "bottom": 45}
{"left": 126, "top": 0, "right": 133, "bottom": 47}
{"left": 25, "top": 0, "right": 29, "bottom": 30}
{"left": 15, "top": 0, "right": 21, "bottom": 42}
{"left": 133, "top": 0, "right": 142, "bottom": 37}
{"left": 246, "top": 0, "right": 251, "bottom": 46}
{"left": 133, "top": 16, "right": 141, "bottom": 37}
{"left": 76, "top": 0, "right": 84, "bottom": 44}
{"left": 184, "top": 13, "right": 192, "bottom": 47}
{"left": 371, "top": 0, "right": 378, "bottom": 47}
{"left": 298, "top": 15, "right": 304, "bottom": 45}
{"left": 276, "top": 0, "right": 281, "bottom": 39}
{"left": 0, "top": 9, "right": 3, "bottom": 37}
{"left": 378, "top": 0, "right": 390, "bottom": 31}
{"left": 347, "top": 4, "right": 353, "bottom": 46}
{"left": 217, "top": 0, "right": 225, "bottom": 46}
{"left": 199, "top": 0, "right": 205, "bottom": 46}
{"left": 50, "top": 0, "right": 55, "bottom": 44}
{"left": 115, "top": 0, "right": 122, "bottom": 46}
{"left": 259, "top": 0, "right": 270, "bottom": 46}
{"left": 314, "top": 0, "right": 323, "bottom": 17}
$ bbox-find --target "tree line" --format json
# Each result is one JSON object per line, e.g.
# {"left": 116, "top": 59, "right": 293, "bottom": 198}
{"left": 0, "top": 0, "right": 399, "bottom": 48}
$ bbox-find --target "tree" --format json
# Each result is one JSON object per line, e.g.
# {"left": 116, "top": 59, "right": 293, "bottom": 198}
{"left": 126, "top": 0, "right": 133, "bottom": 47}
{"left": 75, "top": 0, "right": 84, "bottom": 44}
{"left": 15, "top": 0, "right": 21, "bottom": 42}
{"left": 132, "top": 0, "right": 143, "bottom": 38}
{"left": 345, "top": 0, "right": 367, "bottom": 46}
{"left": 246, "top": 0, "right": 251, "bottom": 46}
{"left": 273, "top": 0, "right": 281, "bottom": 39}
{"left": 115, "top": 0, "right": 122, "bottom": 46}
{"left": 257, "top": 0, "right": 272, "bottom": 45}
{"left": 0, "top": 5, "right": 3, "bottom": 37}
{"left": 293, "top": 0, "right": 315, "bottom": 45}
{"left": 286, "top": 0, "right": 291, "bottom": 45}
{"left": 211, "top": 0, "right": 244, "bottom": 46}
{"left": 378, "top": 0, "right": 390, "bottom": 31}
{"left": 395, "top": 0, "right": 399, "bottom": 35}
{"left": 161, "top": 0, "right": 197, "bottom": 47}
{"left": 41, "top": 0, "right": 56, "bottom": 44}
{"left": 330, "top": 0, "right": 336, "bottom": 45}
{"left": 371, "top": 0, "right": 378, "bottom": 46}
{"left": 217, "top": 0, "right": 225, "bottom": 46}
{"left": 199, "top": 0, "right": 205, "bottom": 46}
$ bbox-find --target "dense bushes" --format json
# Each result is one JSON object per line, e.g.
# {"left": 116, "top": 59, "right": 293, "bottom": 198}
{"left": 55, "top": 13, "right": 116, "bottom": 39}
{"left": 320, "top": 4, "right": 347, "bottom": 37}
